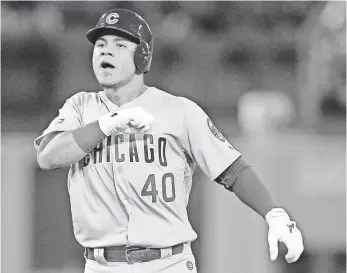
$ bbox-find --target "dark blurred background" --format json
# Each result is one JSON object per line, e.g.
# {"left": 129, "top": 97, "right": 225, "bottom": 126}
{"left": 1, "top": 1, "right": 346, "bottom": 273}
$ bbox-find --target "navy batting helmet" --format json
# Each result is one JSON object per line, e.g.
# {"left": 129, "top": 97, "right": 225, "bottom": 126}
{"left": 86, "top": 9, "right": 153, "bottom": 74}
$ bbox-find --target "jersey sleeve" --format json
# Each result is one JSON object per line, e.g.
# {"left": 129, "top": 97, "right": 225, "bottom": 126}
{"left": 34, "top": 95, "right": 82, "bottom": 150}
{"left": 181, "top": 98, "right": 241, "bottom": 181}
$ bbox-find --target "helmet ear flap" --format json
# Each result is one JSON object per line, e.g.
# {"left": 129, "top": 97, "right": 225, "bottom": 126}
{"left": 134, "top": 40, "right": 152, "bottom": 74}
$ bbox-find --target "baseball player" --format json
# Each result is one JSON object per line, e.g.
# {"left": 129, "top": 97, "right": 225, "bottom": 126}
{"left": 34, "top": 8, "right": 304, "bottom": 273}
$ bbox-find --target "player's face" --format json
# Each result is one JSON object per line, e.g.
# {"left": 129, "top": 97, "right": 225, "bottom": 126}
{"left": 92, "top": 35, "right": 138, "bottom": 88}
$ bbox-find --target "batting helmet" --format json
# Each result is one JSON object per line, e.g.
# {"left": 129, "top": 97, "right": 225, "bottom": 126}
{"left": 86, "top": 9, "right": 153, "bottom": 74}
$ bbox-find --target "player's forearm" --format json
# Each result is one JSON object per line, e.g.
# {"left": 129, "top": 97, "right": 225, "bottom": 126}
{"left": 37, "top": 131, "right": 88, "bottom": 169}
{"left": 232, "top": 168, "right": 278, "bottom": 218}
{"left": 37, "top": 121, "right": 106, "bottom": 170}
{"left": 37, "top": 108, "right": 153, "bottom": 170}
{"left": 216, "top": 158, "right": 278, "bottom": 218}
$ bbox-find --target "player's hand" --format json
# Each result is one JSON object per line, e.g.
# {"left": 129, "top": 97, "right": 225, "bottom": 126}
{"left": 98, "top": 107, "right": 154, "bottom": 136}
{"left": 266, "top": 208, "right": 304, "bottom": 263}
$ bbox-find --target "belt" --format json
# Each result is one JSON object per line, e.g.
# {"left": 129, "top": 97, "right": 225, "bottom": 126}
{"left": 86, "top": 243, "right": 184, "bottom": 264}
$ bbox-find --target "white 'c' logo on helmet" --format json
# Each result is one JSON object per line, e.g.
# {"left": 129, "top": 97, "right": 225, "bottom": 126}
{"left": 106, "top": 13, "right": 119, "bottom": 24}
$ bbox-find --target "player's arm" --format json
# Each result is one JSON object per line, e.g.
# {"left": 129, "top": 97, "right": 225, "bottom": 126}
{"left": 215, "top": 159, "right": 304, "bottom": 263}
{"left": 37, "top": 122, "right": 105, "bottom": 170}
{"left": 181, "top": 98, "right": 279, "bottom": 217}
{"left": 37, "top": 107, "right": 153, "bottom": 170}
{"left": 215, "top": 158, "right": 277, "bottom": 218}
{"left": 181, "top": 98, "right": 303, "bottom": 263}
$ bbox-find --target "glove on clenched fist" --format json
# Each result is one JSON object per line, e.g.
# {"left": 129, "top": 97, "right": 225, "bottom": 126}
{"left": 99, "top": 107, "right": 154, "bottom": 136}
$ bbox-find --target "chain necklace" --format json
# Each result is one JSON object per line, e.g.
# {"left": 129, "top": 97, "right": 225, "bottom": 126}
{"left": 141, "top": 85, "right": 148, "bottom": 95}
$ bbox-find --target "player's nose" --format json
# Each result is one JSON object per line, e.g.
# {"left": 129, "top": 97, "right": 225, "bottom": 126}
{"left": 101, "top": 51, "right": 114, "bottom": 57}
{"left": 100, "top": 48, "right": 114, "bottom": 57}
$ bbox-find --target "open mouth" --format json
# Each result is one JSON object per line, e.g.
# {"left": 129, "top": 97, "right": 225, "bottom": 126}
{"left": 101, "top": 61, "right": 115, "bottom": 69}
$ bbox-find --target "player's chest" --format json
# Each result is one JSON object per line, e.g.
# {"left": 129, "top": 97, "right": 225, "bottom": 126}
{"left": 78, "top": 101, "right": 186, "bottom": 165}
{"left": 81, "top": 130, "right": 186, "bottom": 170}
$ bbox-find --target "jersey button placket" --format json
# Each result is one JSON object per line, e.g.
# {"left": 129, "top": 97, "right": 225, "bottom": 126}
{"left": 113, "top": 164, "right": 131, "bottom": 219}
{"left": 118, "top": 167, "right": 129, "bottom": 206}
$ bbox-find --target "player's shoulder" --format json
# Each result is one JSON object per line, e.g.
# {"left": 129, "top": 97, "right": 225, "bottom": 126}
{"left": 150, "top": 87, "right": 200, "bottom": 109}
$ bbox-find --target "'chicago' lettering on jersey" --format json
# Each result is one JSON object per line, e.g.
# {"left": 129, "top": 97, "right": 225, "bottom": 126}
{"left": 80, "top": 134, "right": 168, "bottom": 167}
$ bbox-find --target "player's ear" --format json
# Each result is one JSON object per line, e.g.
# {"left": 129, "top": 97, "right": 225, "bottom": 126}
{"left": 135, "top": 67, "right": 142, "bottom": 75}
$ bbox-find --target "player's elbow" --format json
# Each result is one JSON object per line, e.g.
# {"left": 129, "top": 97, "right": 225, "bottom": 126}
{"left": 37, "top": 151, "right": 58, "bottom": 170}
{"left": 37, "top": 154, "right": 52, "bottom": 170}
{"left": 37, "top": 162, "right": 53, "bottom": 170}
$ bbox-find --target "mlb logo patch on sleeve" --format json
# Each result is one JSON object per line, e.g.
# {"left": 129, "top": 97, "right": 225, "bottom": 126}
{"left": 207, "top": 118, "right": 225, "bottom": 142}
{"left": 186, "top": 260, "right": 194, "bottom": 270}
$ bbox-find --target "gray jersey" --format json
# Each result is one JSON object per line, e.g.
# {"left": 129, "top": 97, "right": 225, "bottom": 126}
{"left": 34, "top": 87, "right": 241, "bottom": 248}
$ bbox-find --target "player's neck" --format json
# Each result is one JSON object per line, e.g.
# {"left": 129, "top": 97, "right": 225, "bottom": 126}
{"left": 103, "top": 76, "right": 146, "bottom": 106}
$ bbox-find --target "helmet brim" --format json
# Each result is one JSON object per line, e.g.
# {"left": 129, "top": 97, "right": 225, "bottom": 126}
{"left": 86, "top": 26, "right": 140, "bottom": 45}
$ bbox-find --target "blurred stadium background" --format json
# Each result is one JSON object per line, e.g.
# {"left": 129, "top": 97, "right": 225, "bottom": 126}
{"left": 1, "top": 1, "right": 346, "bottom": 273}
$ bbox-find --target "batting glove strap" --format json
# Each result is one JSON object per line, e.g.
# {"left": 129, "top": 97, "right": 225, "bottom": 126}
{"left": 265, "top": 208, "right": 291, "bottom": 226}
{"left": 98, "top": 112, "right": 119, "bottom": 136}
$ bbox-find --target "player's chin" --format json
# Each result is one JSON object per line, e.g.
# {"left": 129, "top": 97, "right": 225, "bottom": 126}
{"left": 99, "top": 81, "right": 119, "bottom": 88}
{"left": 97, "top": 78, "right": 119, "bottom": 88}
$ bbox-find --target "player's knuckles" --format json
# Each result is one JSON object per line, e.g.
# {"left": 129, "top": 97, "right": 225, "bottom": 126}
{"left": 135, "top": 116, "right": 153, "bottom": 126}
{"left": 292, "top": 252, "right": 303, "bottom": 263}
{"left": 286, "top": 246, "right": 302, "bottom": 260}
{"left": 115, "top": 116, "right": 130, "bottom": 126}
{"left": 130, "top": 119, "right": 141, "bottom": 126}
{"left": 293, "top": 244, "right": 304, "bottom": 257}
{"left": 285, "top": 255, "right": 295, "bottom": 263}
{"left": 286, "top": 251, "right": 301, "bottom": 263}
{"left": 140, "top": 125, "right": 151, "bottom": 133}
{"left": 290, "top": 257, "right": 299, "bottom": 263}
{"left": 130, "top": 119, "right": 146, "bottom": 128}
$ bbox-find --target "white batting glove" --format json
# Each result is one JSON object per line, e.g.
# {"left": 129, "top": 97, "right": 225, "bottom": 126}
{"left": 98, "top": 107, "right": 154, "bottom": 136}
{"left": 266, "top": 208, "right": 304, "bottom": 263}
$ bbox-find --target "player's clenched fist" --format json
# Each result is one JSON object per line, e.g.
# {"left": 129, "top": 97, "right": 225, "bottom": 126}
{"left": 98, "top": 107, "right": 154, "bottom": 136}
{"left": 266, "top": 208, "right": 304, "bottom": 263}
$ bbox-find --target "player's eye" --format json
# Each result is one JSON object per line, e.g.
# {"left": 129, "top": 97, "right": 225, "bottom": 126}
{"left": 116, "top": 44, "right": 126, "bottom": 48}
{"left": 96, "top": 43, "right": 106, "bottom": 48}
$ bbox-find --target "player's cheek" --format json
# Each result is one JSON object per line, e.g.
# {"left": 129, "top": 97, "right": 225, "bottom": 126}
{"left": 128, "top": 60, "right": 137, "bottom": 75}
{"left": 91, "top": 52, "right": 99, "bottom": 71}
{"left": 92, "top": 62, "right": 98, "bottom": 76}
{"left": 127, "top": 50, "right": 137, "bottom": 73}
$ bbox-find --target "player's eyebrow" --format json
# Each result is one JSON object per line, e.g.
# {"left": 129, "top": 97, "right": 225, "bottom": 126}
{"left": 96, "top": 37, "right": 131, "bottom": 43}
